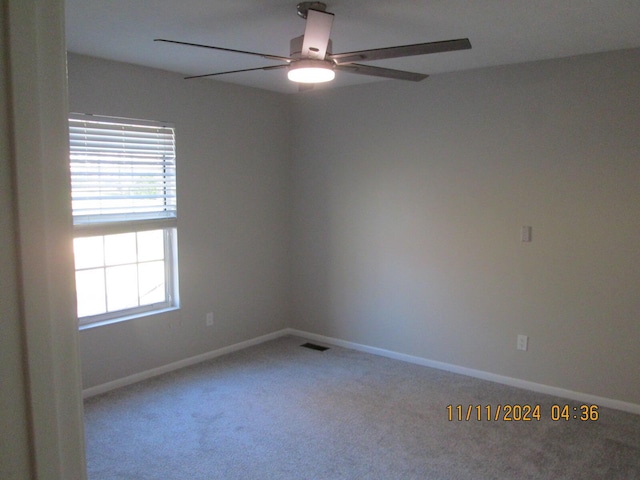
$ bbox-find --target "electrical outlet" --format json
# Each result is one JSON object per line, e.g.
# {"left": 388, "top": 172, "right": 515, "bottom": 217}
{"left": 206, "top": 312, "right": 214, "bottom": 327}
{"left": 517, "top": 334, "right": 528, "bottom": 351}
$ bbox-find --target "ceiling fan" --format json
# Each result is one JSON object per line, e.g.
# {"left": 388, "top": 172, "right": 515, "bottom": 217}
{"left": 155, "top": 2, "right": 471, "bottom": 87}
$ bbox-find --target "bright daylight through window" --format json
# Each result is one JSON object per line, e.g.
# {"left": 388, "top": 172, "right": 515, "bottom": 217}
{"left": 69, "top": 115, "right": 179, "bottom": 326}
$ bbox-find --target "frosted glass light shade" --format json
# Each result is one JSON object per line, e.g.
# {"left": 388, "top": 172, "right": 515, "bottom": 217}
{"left": 288, "top": 60, "right": 335, "bottom": 83}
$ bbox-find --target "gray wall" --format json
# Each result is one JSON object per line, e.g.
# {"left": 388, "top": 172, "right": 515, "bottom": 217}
{"left": 69, "top": 48, "right": 639, "bottom": 406}
{"left": 290, "top": 48, "right": 640, "bottom": 405}
{"left": 68, "top": 54, "right": 292, "bottom": 389}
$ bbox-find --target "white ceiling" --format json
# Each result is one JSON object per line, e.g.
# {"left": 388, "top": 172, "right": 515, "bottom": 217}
{"left": 65, "top": 1, "right": 640, "bottom": 94}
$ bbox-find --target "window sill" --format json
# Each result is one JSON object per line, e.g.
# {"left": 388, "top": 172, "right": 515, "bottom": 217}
{"left": 78, "top": 306, "right": 180, "bottom": 331}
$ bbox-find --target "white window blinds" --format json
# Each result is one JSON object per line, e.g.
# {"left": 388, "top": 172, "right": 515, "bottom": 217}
{"left": 69, "top": 116, "right": 177, "bottom": 226}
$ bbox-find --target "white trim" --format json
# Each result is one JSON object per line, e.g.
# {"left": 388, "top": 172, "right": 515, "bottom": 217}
{"left": 285, "top": 329, "right": 640, "bottom": 416}
{"left": 8, "top": 0, "right": 87, "bottom": 478}
{"left": 82, "top": 330, "right": 288, "bottom": 399}
{"left": 78, "top": 306, "right": 180, "bottom": 331}
{"left": 84, "top": 327, "right": 640, "bottom": 416}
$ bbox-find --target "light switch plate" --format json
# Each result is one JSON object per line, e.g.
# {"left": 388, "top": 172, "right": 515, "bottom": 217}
{"left": 517, "top": 334, "right": 528, "bottom": 351}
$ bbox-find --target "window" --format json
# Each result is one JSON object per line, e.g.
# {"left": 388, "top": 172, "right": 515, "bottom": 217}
{"left": 69, "top": 114, "right": 179, "bottom": 326}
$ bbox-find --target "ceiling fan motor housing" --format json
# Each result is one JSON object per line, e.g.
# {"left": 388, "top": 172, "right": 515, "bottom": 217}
{"left": 290, "top": 35, "right": 332, "bottom": 59}
{"left": 296, "top": 2, "right": 328, "bottom": 19}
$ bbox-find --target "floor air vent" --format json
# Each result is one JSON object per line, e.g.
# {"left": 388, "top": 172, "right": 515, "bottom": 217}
{"left": 301, "top": 342, "right": 330, "bottom": 352}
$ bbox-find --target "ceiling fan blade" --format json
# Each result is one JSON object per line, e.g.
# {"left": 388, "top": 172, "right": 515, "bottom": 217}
{"left": 154, "top": 38, "right": 291, "bottom": 63}
{"left": 335, "top": 63, "right": 428, "bottom": 82}
{"left": 184, "top": 64, "right": 287, "bottom": 80}
{"left": 301, "top": 9, "right": 334, "bottom": 60}
{"left": 328, "top": 38, "right": 471, "bottom": 65}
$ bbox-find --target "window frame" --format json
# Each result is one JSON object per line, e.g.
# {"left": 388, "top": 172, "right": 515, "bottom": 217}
{"left": 69, "top": 114, "right": 180, "bottom": 327}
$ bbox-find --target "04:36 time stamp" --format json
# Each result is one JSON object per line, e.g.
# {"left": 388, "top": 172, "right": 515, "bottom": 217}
{"left": 446, "top": 404, "right": 599, "bottom": 422}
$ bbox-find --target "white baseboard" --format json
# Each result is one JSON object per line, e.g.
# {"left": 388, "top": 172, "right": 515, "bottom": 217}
{"left": 285, "top": 328, "right": 640, "bottom": 416}
{"left": 84, "top": 327, "right": 640, "bottom": 416}
{"left": 82, "top": 329, "right": 289, "bottom": 398}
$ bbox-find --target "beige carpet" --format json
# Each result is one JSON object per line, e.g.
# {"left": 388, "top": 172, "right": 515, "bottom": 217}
{"left": 84, "top": 335, "right": 640, "bottom": 479}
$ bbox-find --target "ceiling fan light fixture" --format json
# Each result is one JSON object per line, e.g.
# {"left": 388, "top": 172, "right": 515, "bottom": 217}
{"left": 287, "top": 59, "right": 335, "bottom": 83}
